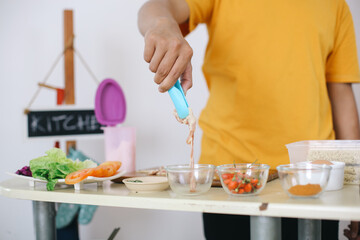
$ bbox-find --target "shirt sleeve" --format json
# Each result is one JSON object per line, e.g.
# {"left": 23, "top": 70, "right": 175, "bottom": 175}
{"left": 326, "top": 1, "right": 360, "bottom": 83}
{"left": 184, "top": 0, "right": 215, "bottom": 32}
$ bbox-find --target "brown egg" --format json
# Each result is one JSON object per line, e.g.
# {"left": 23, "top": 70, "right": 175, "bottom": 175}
{"left": 311, "top": 160, "right": 333, "bottom": 165}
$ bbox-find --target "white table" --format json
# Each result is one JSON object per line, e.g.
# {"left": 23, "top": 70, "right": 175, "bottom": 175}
{"left": 1, "top": 178, "right": 359, "bottom": 240}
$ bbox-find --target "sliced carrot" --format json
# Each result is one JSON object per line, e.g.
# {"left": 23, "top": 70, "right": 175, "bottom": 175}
{"left": 92, "top": 161, "right": 121, "bottom": 177}
{"left": 100, "top": 161, "right": 121, "bottom": 171}
{"left": 65, "top": 161, "right": 122, "bottom": 184}
{"left": 92, "top": 165, "right": 112, "bottom": 177}
{"left": 65, "top": 168, "right": 95, "bottom": 185}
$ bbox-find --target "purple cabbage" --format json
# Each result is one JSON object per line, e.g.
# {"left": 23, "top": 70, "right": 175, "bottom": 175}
{"left": 16, "top": 166, "right": 32, "bottom": 177}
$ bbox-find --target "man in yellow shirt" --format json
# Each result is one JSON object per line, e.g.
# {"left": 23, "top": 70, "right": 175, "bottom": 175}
{"left": 138, "top": 0, "right": 360, "bottom": 239}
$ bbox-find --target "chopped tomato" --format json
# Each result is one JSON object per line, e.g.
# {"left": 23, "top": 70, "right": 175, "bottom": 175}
{"left": 228, "top": 181, "right": 238, "bottom": 190}
{"left": 224, "top": 178, "right": 232, "bottom": 185}
{"left": 251, "top": 178, "right": 259, "bottom": 185}
{"left": 220, "top": 170, "right": 265, "bottom": 195}
{"left": 221, "top": 173, "right": 234, "bottom": 180}
{"left": 244, "top": 183, "right": 252, "bottom": 193}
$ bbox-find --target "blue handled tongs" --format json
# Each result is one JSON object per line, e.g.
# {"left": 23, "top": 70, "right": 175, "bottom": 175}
{"left": 168, "top": 80, "right": 189, "bottom": 119}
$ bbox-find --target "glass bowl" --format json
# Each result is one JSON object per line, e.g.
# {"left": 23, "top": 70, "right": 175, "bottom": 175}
{"left": 277, "top": 163, "right": 331, "bottom": 198}
{"left": 165, "top": 164, "right": 215, "bottom": 195}
{"left": 217, "top": 163, "right": 270, "bottom": 196}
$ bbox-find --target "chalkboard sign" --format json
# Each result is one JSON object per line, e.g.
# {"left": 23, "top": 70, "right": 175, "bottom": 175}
{"left": 27, "top": 110, "right": 103, "bottom": 137}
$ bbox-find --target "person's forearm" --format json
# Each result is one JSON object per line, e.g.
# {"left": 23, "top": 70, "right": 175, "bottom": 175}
{"left": 138, "top": 1, "right": 175, "bottom": 36}
{"left": 327, "top": 82, "right": 360, "bottom": 139}
{"left": 328, "top": 84, "right": 360, "bottom": 240}
{"left": 138, "top": 0, "right": 188, "bottom": 36}
{"left": 137, "top": 0, "right": 193, "bottom": 93}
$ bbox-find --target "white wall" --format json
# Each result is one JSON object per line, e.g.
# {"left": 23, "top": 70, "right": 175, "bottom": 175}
{"left": 0, "top": 0, "right": 359, "bottom": 240}
{"left": 0, "top": 0, "right": 208, "bottom": 239}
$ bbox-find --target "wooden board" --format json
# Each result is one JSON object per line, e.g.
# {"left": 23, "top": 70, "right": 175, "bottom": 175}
{"left": 64, "top": 10, "right": 75, "bottom": 105}
{"left": 112, "top": 169, "right": 278, "bottom": 187}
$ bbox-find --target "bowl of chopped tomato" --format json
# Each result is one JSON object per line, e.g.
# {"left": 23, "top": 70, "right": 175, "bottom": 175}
{"left": 217, "top": 163, "right": 270, "bottom": 196}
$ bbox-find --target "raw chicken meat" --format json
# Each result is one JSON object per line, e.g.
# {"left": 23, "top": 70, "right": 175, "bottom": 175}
{"left": 174, "top": 108, "right": 197, "bottom": 192}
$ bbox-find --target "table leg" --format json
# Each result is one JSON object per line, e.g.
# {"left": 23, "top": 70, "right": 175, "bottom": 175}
{"left": 298, "top": 219, "right": 321, "bottom": 240}
{"left": 32, "top": 201, "right": 57, "bottom": 240}
{"left": 250, "top": 216, "right": 281, "bottom": 240}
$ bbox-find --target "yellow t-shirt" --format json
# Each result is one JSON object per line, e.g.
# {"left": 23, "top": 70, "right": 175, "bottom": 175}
{"left": 185, "top": 0, "right": 360, "bottom": 169}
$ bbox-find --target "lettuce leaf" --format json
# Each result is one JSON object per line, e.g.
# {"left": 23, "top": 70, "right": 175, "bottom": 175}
{"left": 29, "top": 148, "right": 97, "bottom": 191}
{"left": 71, "top": 159, "right": 97, "bottom": 170}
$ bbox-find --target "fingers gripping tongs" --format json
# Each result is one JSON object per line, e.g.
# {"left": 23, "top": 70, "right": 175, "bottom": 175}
{"left": 168, "top": 80, "right": 189, "bottom": 119}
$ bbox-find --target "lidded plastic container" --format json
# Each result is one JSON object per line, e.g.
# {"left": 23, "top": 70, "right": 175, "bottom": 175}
{"left": 286, "top": 140, "right": 360, "bottom": 185}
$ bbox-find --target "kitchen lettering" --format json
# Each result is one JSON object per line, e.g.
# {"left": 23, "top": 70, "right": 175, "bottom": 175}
{"left": 31, "top": 114, "right": 98, "bottom": 132}
{"left": 27, "top": 110, "right": 103, "bottom": 137}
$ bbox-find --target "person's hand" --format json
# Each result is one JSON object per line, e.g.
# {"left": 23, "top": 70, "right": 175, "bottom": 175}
{"left": 344, "top": 221, "right": 360, "bottom": 240}
{"left": 144, "top": 17, "right": 193, "bottom": 94}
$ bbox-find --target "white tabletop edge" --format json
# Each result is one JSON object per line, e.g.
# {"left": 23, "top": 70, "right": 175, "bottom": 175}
{"left": 1, "top": 178, "right": 359, "bottom": 221}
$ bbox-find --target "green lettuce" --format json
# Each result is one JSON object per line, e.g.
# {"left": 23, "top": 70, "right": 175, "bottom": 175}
{"left": 30, "top": 148, "right": 97, "bottom": 191}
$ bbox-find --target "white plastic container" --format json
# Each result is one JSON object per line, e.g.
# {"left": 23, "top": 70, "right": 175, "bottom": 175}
{"left": 325, "top": 161, "right": 345, "bottom": 191}
{"left": 286, "top": 140, "right": 360, "bottom": 185}
{"left": 297, "top": 161, "right": 345, "bottom": 191}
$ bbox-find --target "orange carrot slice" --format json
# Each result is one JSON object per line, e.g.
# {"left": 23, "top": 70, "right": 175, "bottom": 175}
{"left": 100, "top": 161, "right": 121, "bottom": 171}
{"left": 93, "top": 164, "right": 115, "bottom": 177}
{"left": 65, "top": 168, "right": 95, "bottom": 185}
{"left": 65, "top": 161, "right": 122, "bottom": 184}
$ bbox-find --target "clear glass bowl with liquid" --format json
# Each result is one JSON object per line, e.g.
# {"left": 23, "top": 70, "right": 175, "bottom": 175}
{"left": 165, "top": 164, "right": 215, "bottom": 195}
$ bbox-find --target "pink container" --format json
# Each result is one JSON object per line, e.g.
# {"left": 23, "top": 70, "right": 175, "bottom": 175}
{"left": 103, "top": 126, "right": 136, "bottom": 174}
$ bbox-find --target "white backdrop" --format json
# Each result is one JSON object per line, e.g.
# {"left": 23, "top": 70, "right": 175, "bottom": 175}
{"left": 0, "top": 0, "right": 359, "bottom": 240}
